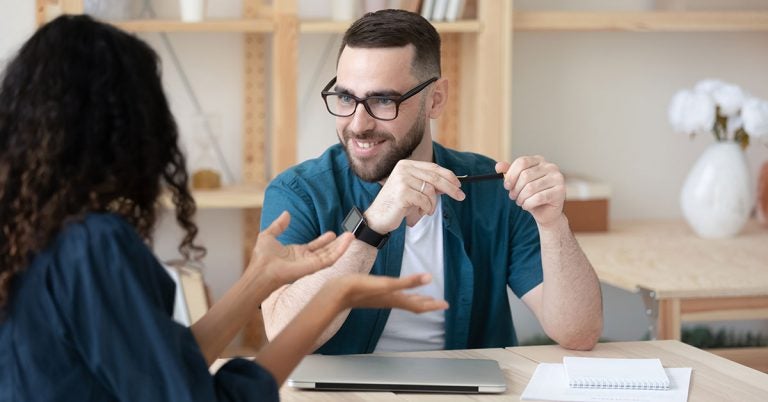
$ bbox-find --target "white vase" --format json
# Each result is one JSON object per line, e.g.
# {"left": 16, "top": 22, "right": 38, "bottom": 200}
{"left": 680, "top": 142, "right": 753, "bottom": 238}
{"left": 179, "top": 0, "right": 206, "bottom": 22}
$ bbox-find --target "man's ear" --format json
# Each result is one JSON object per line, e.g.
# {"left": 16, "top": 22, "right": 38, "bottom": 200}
{"left": 427, "top": 77, "right": 449, "bottom": 119}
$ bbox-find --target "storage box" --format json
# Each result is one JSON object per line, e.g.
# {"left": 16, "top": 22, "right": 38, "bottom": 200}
{"left": 563, "top": 178, "right": 610, "bottom": 232}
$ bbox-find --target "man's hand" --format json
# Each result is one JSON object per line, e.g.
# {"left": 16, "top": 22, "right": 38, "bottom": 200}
{"left": 247, "top": 211, "right": 354, "bottom": 290}
{"left": 365, "top": 160, "right": 465, "bottom": 232}
{"left": 496, "top": 156, "right": 566, "bottom": 228}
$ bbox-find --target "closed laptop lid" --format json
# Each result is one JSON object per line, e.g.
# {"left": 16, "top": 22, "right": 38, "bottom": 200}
{"left": 287, "top": 355, "right": 507, "bottom": 394}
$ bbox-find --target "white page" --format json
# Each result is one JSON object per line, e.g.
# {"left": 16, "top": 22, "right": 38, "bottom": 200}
{"left": 521, "top": 363, "right": 692, "bottom": 402}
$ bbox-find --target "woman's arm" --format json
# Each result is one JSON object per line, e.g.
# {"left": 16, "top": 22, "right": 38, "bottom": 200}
{"left": 190, "top": 211, "right": 353, "bottom": 365}
{"left": 256, "top": 273, "right": 448, "bottom": 385}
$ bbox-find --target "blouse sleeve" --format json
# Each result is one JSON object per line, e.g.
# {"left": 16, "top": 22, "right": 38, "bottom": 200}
{"left": 47, "top": 214, "right": 278, "bottom": 402}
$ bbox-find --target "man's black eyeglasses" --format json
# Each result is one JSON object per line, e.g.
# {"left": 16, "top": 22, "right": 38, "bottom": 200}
{"left": 321, "top": 76, "right": 439, "bottom": 121}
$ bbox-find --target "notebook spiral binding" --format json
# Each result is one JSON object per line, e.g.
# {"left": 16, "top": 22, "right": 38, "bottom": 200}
{"left": 569, "top": 377, "right": 670, "bottom": 390}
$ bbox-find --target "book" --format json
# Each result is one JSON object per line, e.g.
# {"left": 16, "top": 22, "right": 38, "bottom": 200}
{"left": 445, "top": 0, "right": 465, "bottom": 22}
{"left": 177, "top": 265, "right": 209, "bottom": 324}
{"left": 162, "top": 264, "right": 191, "bottom": 325}
{"left": 420, "top": 0, "right": 434, "bottom": 19}
{"left": 431, "top": 0, "right": 449, "bottom": 21}
{"left": 389, "top": 0, "right": 422, "bottom": 13}
{"left": 521, "top": 363, "right": 692, "bottom": 402}
{"left": 164, "top": 260, "right": 210, "bottom": 325}
{"left": 563, "top": 356, "right": 670, "bottom": 390}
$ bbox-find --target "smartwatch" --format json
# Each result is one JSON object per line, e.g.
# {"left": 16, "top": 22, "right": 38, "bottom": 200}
{"left": 342, "top": 206, "right": 389, "bottom": 249}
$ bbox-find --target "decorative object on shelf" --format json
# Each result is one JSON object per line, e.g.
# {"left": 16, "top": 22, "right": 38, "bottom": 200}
{"left": 84, "top": 0, "right": 135, "bottom": 20}
{"left": 189, "top": 114, "right": 223, "bottom": 190}
{"left": 179, "top": 0, "right": 206, "bottom": 22}
{"left": 563, "top": 175, "right": 611, "bottom": 233}
{"left": 669, "top": 79, "right": 768, "bottom": 238}
{"left": 758, "top": 161, "right": 768, "bottom": 227}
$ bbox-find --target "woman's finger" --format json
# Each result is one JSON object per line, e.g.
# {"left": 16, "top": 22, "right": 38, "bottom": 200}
{"left": 305, "top": 231, "right": 337, "bottom": 252}
{"left": 311, "top": 232, "right": 353, "bottom": 267}
{"left": 262, "top": 211, "right": 291, "bottom": 237}
{"left": 395, "top": 294, "right": 450, "bottom": 313}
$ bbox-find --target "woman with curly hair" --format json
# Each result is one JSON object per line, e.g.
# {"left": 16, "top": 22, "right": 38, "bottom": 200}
{"left": 0, "top": 15, "right": 447, "bottom": 401}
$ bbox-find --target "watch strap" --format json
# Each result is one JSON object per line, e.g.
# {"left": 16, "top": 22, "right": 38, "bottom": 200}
{"left": 343, "top": 206, "right": 389, "bottom": 249}
{"left": 356, "top": 223, "right": 389, "bottom": 249}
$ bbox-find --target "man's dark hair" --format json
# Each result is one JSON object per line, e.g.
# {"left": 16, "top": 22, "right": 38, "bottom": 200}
{"left": 0, "top": 15, "right": 204, "bottom": 311}
{"left": 339, "top": 9, "right": 441, "bottom": 80}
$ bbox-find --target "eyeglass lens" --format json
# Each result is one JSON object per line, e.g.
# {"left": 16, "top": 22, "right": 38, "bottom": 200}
{"left": 325, "top": 95, "right": 397, "bottom": 120}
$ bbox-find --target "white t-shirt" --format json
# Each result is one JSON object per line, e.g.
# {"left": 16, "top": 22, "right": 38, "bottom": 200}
{"left": 374, "top": 199, "right": 445, "bottom": 352}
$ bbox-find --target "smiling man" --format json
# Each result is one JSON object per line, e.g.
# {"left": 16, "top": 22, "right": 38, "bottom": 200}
{"left": 259, "top": 9, "right": 603, "bottom": 354}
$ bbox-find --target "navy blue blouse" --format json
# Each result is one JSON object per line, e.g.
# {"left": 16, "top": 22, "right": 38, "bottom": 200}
{"left": 0, "top": 213, "right": 278, "bottom": 402}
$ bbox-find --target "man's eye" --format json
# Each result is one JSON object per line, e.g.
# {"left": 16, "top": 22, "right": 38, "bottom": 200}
{"left": 371, "top": 98, "right": 394, "bottom": 106}
{"left": 338, "top": 95, "right": 355, "bottom": 104}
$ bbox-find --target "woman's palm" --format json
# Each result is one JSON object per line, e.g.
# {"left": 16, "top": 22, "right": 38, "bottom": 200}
{"left": 250, "top": 212, "right": 352, "bottom": 285}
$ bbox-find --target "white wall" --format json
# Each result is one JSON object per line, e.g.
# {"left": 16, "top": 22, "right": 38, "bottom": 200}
{"left": 2, "top": 0, "right": 766, "bottom": 343}
{"left": 0, "top": 0, "right": 35, "bottom": 65}
{"left": 512, "top": 31, "right": 768, "bottom": 221}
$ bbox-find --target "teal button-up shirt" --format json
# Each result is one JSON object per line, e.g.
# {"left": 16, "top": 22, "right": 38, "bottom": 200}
{"left": 261, "top": 142, "right": 543, "bottom": 355}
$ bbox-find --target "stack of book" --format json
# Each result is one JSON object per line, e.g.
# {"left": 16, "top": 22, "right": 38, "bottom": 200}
{"left": 564, "top": 175, "right": 611, "bottom": 232}
{"left": 164, "top": 260, "right": 210, "bottom": 326}
{"left": 418, "top": 0, "right": 474, "bottom": 22}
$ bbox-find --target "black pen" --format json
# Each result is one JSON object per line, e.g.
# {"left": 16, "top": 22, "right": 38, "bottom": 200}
{"left": 457, "top": 172, "right": 505, "bottom": 183}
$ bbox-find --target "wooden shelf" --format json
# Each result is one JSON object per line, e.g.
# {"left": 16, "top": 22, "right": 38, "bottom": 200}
{"left": 111, "top": 18, "right": 274, "bottom": 33}
{"left": 513, "top": 11, "right": 768, "bottom": 32}
{"left": 300, "top": 19, "right": 481, "bottom": 33}
{"left": 161, "top": 185, "right": 265, "bottom": 209}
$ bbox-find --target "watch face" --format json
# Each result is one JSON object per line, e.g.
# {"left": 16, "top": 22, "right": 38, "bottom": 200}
{"left": 343, "top": 207, "right": 363, "bottom": 233}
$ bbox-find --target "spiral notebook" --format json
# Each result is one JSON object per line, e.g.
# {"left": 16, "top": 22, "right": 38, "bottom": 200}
{"left": 563, "top": 357, "right": 670, "bottom": 390}
{"left": 521, "top": 363, "right": 692, "bottom": 402}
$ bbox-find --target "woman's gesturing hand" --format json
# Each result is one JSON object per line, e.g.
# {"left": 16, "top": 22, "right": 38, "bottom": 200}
{"left": 248, "top": 211, "right": 354, "bottom": 289}
{"left": 327, "top": 273, "right": 449, "bottom": 313}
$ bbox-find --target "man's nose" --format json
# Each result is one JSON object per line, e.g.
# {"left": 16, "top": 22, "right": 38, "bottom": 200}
{"left": 347, "top": 102, "right": 376, "bottom": 133}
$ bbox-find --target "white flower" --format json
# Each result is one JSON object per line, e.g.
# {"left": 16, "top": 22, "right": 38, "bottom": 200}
{"left": 670, "top": 79, "right": 768, "bottom": 147}
{"left": 711, "top": 84, "right": 746, "bottom": 117}
{"left": 668, "top": 89, "right": 716, "bottom": 135}
{"left": 694, "top": 79, "right": 725, "bottom": 95}
{"left": 694, "top": 79, "right": 746, "bottom": 117}
{"left": 742, "top": 97, "right": 768, "bottom": 140}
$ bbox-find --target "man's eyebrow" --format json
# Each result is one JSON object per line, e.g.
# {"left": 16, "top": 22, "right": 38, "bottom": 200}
{"left": 366, "top": 89, "right": 402, "bottom": 97}
{"left": 334, "top": 84, "right": 402, "bottom": 98}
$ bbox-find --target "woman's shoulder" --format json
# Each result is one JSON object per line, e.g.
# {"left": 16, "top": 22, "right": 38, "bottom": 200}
{"left": 62, "top": 212, "right": 137, "bottom": 236}
{"left": 54, "top": 212, "right": 144, "bottom": 251}
{"left": 48, "top": 212, "right": 159, "bottom": 280}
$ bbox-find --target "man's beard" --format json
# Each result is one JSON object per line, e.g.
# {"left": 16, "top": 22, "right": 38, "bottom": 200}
{"left": 340, "top": 113, "right": 427, "bottom": 183}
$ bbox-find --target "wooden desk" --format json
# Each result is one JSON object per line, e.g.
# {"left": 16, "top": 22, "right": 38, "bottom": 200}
{"left": 575, "top": 220, "right": 768, "bottom": 369}
{"left": 275, "top": 341, "right": 768, "bottom": 401}
{"left": 510, "top": 340, "right": 768, "bottom": 402}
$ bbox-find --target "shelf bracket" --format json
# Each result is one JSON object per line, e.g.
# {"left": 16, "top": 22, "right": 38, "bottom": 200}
{"left": 639, "top": 286, "right": 660, "bottom": 340}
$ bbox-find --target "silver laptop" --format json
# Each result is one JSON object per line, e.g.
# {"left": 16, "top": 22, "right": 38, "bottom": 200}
{"left": 287, "top": 354, "right": 507, "bottom": 394}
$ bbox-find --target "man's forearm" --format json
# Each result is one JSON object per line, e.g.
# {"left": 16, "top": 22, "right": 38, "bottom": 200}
{"left": 257, "top": 283, "right": 347, "bottom": 386}
{"left": 192, "top": 268, "right": 275, "bottom": 365}
{"left": 261, "top": 240, "right": 378, "bottom": 347}
{"left": 537, "top": 215, "right": 603, "bottom": 350}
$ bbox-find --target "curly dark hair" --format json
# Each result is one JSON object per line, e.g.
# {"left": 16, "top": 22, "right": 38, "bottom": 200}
{"left": 0, "top": 15, "right": 205, "bottom": 311}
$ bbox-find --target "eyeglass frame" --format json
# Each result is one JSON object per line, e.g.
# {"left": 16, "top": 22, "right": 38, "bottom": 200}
{"left": 321, "top": 76, "right": 439, "bottom": 121}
